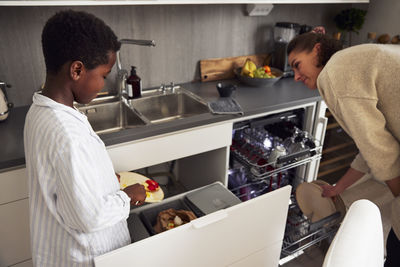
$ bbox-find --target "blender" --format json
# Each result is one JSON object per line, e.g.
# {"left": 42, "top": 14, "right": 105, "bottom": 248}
{"left": 271, "top": 22, "right": 300, "bottom": 77}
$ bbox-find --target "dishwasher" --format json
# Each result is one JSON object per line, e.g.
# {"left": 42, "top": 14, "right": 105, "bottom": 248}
{"left": 94, "top": 101, "right": 342, "bottom": 266}
{"left": 227, "top": 105, "right": 343, "bottom": 265}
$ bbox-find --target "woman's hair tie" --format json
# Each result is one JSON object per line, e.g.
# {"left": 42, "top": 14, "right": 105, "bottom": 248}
{"left": 312, "top": 26, "right": 326, "bottom": 35}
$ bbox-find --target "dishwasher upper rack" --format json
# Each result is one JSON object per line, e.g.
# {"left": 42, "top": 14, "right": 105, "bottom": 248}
{"left": 231, "top": 147, "right": 322, "bottom": 180}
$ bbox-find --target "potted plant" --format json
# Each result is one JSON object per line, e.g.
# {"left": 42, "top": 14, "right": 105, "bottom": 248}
{"left": 334, "top": 8, "right": 367, "bottom": 46}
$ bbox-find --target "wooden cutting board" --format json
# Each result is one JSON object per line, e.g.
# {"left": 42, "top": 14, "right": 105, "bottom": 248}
{"left": 200, "top": 54, "right": 271, "bottom": 82}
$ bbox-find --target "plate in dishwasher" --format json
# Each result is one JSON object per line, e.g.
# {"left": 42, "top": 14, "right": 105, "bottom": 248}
{"left": 295, "top": 182, "right": 336, "bottom": 223}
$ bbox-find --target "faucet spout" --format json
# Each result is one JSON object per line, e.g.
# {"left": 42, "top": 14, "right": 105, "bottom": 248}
{"left": 116, "top": 38, "right": 156, "bottom": 99}
{"left": 119, "top": 39, "right": 156, "bottom": 47}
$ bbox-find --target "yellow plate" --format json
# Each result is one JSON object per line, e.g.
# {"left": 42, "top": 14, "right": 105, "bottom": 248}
{"left": 118, "top": 171, "right": 164, "bottom": 203}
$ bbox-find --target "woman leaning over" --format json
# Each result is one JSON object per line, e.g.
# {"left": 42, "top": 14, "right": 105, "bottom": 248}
{"left": 287, "top": 31, "right": 400, "bottom": 266}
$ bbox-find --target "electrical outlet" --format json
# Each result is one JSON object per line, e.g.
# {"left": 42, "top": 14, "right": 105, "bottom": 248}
{"left": 246, "top": 4, "right": 274, "bottom": 16}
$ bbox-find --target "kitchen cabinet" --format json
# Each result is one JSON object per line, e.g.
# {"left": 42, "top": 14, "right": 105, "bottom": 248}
{"left": 0, "top": 168, "right": 32, "bottom": 267}
{"left": 0, "top": 0, "right": 369, "bottom": 6}
{"left": 95, "top": 100, "right": 330, "bottom": 266}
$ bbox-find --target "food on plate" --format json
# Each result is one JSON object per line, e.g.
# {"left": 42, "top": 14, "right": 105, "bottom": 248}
{"left": 144, "top": 179, "right": 160, "bottom": 192}
{"left": 240, "top": 59, "right": 276, "bottom": 79}
{"left": 153, "top": 208, "right": 197, "bottom": 233}
{"left": 118, "top": 171, "right": 164, "bottom": 203}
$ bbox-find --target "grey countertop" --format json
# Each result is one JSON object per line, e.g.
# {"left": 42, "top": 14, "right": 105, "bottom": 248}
{"left": 0, "top": 77, "right": 321, "bottom": 171}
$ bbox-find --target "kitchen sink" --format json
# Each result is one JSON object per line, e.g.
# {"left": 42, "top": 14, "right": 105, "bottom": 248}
{"left": 76, "top": 97, "right": 147, "bottom": 134}
{"left": 128, "top": 88, "right": 210, "bottom": 124}
{"left": 75, "top": 87, "right": 210, "bottom": 134}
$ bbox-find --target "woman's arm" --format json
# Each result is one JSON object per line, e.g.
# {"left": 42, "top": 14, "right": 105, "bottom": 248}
{"left": 321, "top": 167, "right": 365, "bottom": 197}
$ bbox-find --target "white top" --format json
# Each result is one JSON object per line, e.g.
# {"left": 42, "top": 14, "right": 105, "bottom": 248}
{"left": 24, "top": 93, "right": 131, "bottom": 267}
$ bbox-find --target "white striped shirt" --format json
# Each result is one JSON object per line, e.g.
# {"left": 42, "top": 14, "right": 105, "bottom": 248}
{"left": 24, "top": 93, "right": 131, "bottom": 267}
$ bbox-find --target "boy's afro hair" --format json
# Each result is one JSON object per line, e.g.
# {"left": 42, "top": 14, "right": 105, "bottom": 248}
{"left": 42, "top": 10, "right": 121, "bottom": 74}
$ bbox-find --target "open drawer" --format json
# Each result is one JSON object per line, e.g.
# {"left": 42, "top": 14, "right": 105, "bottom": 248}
{"left": 94, "top": 184, "right": 291, "bottom": 267}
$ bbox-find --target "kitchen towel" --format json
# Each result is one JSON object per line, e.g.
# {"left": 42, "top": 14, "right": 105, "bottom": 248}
{"left": 208, "top": 98, "right": 244, "bottom": 115}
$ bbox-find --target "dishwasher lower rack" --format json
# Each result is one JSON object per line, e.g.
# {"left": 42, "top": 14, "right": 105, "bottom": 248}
{"left": 281, "top": 200, "right": 341, "bottom": 258}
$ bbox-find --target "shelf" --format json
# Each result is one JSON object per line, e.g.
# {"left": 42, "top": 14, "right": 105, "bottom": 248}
{"left": 317, "top": 163, "right": 349, "bottom": 178}
{"left": 326, "top": 122, "right": 340, "bottom": 130}
{"left": 319, "top": 151, "right": 357, "bottom": 167}
{"left": 0, "top": 0, "right": 369, "bottom": 6}
{"left": 322, "top": 141, "right": 354, "bottom": 154}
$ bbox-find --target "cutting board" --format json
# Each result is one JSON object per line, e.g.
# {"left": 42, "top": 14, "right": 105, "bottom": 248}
{"left": 200, "top": 54, "right": 271, "bottom": 82}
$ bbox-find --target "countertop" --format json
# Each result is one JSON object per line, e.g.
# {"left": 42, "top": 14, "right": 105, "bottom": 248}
{"left": 0, "top": 77, "right": 321, "bottom": 171}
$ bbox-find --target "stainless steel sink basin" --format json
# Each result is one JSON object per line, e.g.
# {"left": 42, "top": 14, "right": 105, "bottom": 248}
{"left": 75, "top": 87, "right": 210, "bottom": 134}
{"left": 76, "top": 97, "right": 146, "bottom": 134}
{"left": 128, "top": 89, "right": 210, "bottom": 124}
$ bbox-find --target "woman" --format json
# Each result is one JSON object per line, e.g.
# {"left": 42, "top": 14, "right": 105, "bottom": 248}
{"left": 287, "top": 32, "right": 400, "bottom": 266}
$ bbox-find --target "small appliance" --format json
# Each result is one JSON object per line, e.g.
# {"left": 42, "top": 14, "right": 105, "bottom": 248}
{"left": 271, "top": 22, "right": 300, "bottom": 77}
{"left": 0, "top": 81, "right": 13, "bottom": 121}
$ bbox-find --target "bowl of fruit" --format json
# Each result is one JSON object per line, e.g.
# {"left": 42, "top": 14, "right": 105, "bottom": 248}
{"left": 234, "top": 59, "right": 283, "bottom": 87}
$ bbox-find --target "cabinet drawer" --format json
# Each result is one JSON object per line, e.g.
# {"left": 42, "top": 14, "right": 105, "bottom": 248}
{"left": 0, "top": 167, "right": 28, "bottom": 205}
{"left": 0, "top": 199, "right": 31, "bottom": 266}
{"left": 107, "top": 123, "right": 232, "bottom": 172}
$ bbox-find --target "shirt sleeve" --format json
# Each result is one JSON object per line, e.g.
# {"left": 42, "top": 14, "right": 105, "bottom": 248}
{"left": 350, "top": 153, "right": 370, "bottom": 174}
{"left": 54, "top": 139, "right": 131, "bottom": 233}
{"left": 333, "top": 97, "right": 400, "bottom": 182}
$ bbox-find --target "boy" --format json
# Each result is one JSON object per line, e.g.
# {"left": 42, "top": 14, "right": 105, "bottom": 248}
{"left": 24, "top": 10, "right": 146, "bottom": 267}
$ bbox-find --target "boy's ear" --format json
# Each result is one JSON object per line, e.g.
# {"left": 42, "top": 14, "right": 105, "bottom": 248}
{"left": 70, "top": 61, "right": 84, "bottom": 81}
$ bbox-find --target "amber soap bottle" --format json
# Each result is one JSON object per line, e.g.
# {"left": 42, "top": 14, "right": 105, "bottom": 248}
{"left": 126, "top": 66, "right": 142, "bottom": 99}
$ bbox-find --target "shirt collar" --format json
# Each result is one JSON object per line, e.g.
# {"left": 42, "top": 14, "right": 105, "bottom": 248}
{"left": 32, "top": 92, "right": 88, "bottom": 123}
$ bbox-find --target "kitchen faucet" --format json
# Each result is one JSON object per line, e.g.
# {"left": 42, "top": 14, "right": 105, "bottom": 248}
{"left": 116, "top": 39, "right": 156, "bottom": 99}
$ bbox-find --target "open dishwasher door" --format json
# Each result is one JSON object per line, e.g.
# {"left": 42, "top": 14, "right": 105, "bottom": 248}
{"left": 94, "top": 185, "right": 291, "bottom": 267}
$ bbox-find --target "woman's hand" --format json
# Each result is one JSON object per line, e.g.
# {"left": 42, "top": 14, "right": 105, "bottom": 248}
{"left": 320, "top": 184, "right": 339, "bottom": 198}
{"left": 123, "top": 183, "right": 146, "bottom": 206}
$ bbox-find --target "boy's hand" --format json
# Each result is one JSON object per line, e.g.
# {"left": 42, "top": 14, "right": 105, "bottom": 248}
{"left": 115, "top": 173, "right": 121, "bottom": 182}
{"left": 123, "top": 183, "right": 146, "bottom": 206}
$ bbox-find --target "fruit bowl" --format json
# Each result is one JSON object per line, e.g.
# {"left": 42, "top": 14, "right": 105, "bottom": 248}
{"left": 234, "top": 67, "right": 283, "bottom": 87}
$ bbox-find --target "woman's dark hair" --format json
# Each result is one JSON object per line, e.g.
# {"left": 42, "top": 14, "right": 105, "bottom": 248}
{"left": 287, "top": 32, "right": 343, "bottom": 67}
{"left": 42, "top": 10, "right": 121, "bottom": 74}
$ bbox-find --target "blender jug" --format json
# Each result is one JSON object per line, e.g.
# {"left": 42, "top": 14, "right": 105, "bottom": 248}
{"left": 271, "top": 22, "right": 300, "bottom": 77}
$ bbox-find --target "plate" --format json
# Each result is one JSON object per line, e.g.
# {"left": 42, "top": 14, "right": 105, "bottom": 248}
{"left": 234, "top": 67, "right": 283, "bottom": 87}
{"left": 311, "top": 180, "right": 347, "bottom": 222}
{"left": 118, "top": 171, "right": 164, "bottom": 203}
{"left": 295, "top": 182, "right": 336, "bottom": 223}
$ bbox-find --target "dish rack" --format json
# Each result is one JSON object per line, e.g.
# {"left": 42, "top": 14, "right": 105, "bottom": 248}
{"left": 281, "top": 196, "right": 341, "bottom": 257}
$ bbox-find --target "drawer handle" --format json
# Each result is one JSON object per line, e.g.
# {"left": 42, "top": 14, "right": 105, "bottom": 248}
{"left": 191, "top": 210, "right": 228, "bottom": 229}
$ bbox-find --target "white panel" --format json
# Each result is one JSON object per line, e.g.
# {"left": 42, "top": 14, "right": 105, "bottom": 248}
{"left": 107, "top": 123, "right": 232, "bottom": 172}
{"left": 11, "top": 259, "right": 33, "bottom": 267}
{"left": 306, "top": 100, "right": 328, "bottom": 182}
{"left": 94, "top": 185, "right": 291, "bottom": 267}
{"left": 0, "top": 167, "right": 28, "bottom": 205}
{"left": 229, "top": 243, "right": 281, "bottom": 267}
{"left": 0, "top": 199, "right": 31, "bottom": 267}
{"left": 0, "top": 0, "right": 370, "bottom": 6}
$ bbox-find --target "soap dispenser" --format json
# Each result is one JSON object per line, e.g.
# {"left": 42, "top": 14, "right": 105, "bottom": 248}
{"left": 126, "top": 66, "right": 142, "bottom": 99}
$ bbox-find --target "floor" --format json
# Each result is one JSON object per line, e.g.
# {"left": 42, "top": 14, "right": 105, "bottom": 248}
{"left": 281, "top": 176, "right": 394, "bottom": 267}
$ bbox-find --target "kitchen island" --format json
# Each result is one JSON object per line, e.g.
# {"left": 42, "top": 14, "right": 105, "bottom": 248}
{"left": 0, "top": 77, "right": 320, "bottom": 171}
{"left": 0, "top": 76, "right": 322, "bottom": 267}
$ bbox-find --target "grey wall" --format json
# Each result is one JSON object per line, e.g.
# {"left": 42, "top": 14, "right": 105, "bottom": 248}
{"left": 0, "top": 4, "right": 352, "bottom": 107}
{"left": 353, "top": 0, "right": 400, "bottom": 45}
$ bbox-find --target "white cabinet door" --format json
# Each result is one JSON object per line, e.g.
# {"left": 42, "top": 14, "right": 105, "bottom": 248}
{"left": 0, "top": 199, "right": 31, "bottom": 267}
{"left": 0, "top": 167, "right": 28, "bottom": 205}
{"left": 95, "top": 185, "right": 292, "bottom": 267}
{"left": 107, "top": 123, "right": 232, "bottom": 172}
